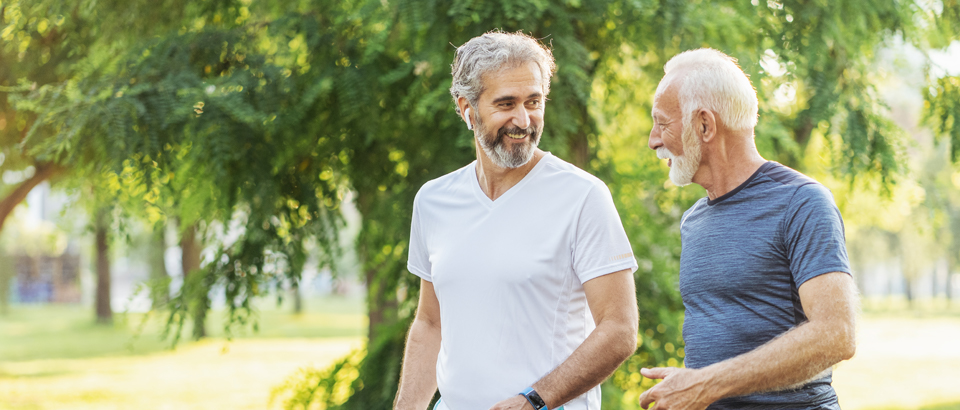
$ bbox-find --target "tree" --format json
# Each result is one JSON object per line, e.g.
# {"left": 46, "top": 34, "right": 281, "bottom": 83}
{"left": 6, "top": 0, "right": 960, "bottom": 409}
{"left": 94, "top": 205, "right": 112, "bottom": 324}
{"left": 0, "top": 0, "right": 232, "bottom": 325}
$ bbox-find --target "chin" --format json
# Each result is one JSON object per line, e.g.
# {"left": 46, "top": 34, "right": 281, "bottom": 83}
{"left": 668, "top": 161, "right": 697, "bottom": 187}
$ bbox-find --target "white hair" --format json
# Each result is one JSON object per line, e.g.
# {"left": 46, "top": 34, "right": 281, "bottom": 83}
{"left": 660, "top": 48, "right": 758, "bottom": 131}
{"left": 449, "top": 30, "right": 556, "bottom": 116}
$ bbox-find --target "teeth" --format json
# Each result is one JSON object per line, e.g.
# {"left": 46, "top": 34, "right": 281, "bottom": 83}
{"left": 507, "top": 133, "right": 526, "bottom": 139}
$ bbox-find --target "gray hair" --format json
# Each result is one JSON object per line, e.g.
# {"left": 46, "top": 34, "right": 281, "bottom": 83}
{"left": 450, "top": 30, "right": 556, "bottom": 115}
{"left": 661, "top": 48, "right": 759, "bottom": 131}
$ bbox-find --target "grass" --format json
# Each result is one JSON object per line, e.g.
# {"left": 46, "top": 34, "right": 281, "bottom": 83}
{"left": 0, "top": 296, "right": 366, "bottom": 410}
{"left": 832, "top": 313, "right": 960, "bottom": 410}
{"left": 0, "top": 295, "right": 366, "bottom": 362}
{"left": 0, "top": 338, "right": 364, "bottom": 410}
{"left": 2, "top": 296, "right": 960, "bottom": 409}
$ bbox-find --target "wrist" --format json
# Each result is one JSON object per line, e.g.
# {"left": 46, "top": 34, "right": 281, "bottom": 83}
{"left": 519, "top": 387, "right": 548, "bottom": 410}
{"left": 698, "top": 364, "right": 732, "bottom": 403}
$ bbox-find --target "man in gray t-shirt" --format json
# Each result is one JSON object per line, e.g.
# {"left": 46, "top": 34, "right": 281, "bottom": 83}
{"left": 638, "top": 48, "right": 858, "bottom": 410}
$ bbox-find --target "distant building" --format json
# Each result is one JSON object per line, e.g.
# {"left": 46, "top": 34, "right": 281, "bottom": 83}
{"left": 14, "top": 253, "right": 81, "bottom": 303}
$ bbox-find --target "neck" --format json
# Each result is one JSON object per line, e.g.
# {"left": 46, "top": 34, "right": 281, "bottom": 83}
{"left": 693, "top": 130, "right": 766, "bottom": 201}
{"left": 475, "top": 146, "right": 545, "bottom": 201}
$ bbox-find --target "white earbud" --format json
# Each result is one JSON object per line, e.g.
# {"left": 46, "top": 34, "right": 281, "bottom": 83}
{"left": 464, "top": 107, "right": 473, "bottom": 130}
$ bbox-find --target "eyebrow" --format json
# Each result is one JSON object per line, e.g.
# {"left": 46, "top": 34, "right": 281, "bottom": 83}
{"left": 651, "top": 110, "right": 670, "bottom": 122}
{"left": 492, "top": 92, "right": 543, "bottom": 104}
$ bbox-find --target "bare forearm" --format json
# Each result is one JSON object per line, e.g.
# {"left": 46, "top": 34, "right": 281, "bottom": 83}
{"left": 533, "top": 320, "right": 637, "bottom": 408}
{"left": 395, "top": 319, "right": 442, "bottom": 410}
{"left": 638, "top": 273, "right": 858, "bottom": 410}
{"left": 703, "top": 319, "right": 855, "bottom": 400}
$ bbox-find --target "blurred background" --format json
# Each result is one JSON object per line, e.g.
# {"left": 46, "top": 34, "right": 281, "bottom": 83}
{"left": 1, "top": 0, "right": 959, "bottom": 409}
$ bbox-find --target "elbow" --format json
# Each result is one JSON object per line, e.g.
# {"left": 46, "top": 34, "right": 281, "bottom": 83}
{"left": 838, "top": 332, "right": 856, "bottom": 361}
{"left": 832, "top": 323, "right": 857, "bottom": 362}
{"left": 614, "top": 320, "right": 639, "bottom": 362}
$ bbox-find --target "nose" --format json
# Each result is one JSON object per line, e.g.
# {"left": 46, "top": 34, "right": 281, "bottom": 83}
{"left": 648, "top": 125, "right": 662, "bottom": 151}
{"left": 511, "top": 105, "right": 532, "bottom": 130}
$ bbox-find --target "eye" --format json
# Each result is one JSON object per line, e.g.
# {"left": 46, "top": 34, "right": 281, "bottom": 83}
{"left": 526, "top": 100, "right": 541, "bottom": 108}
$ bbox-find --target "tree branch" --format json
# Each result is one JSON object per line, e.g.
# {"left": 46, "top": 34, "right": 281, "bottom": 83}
{"left": 0, "top": 162, "right": 63, "bottom": 232}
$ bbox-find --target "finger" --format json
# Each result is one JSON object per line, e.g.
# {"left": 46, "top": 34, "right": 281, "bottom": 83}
{"left": 639, "top": 387, "right": 657, "bottom": 409}
{"left": 640, "top": 367, "right": 674, "bottom": 380}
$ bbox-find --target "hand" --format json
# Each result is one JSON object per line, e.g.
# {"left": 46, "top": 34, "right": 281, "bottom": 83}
{"left": 638, "top": 367, "right": 715, "bottom": 410}
{"left": 488, "top": 394, "right": 534, "bottom": 410}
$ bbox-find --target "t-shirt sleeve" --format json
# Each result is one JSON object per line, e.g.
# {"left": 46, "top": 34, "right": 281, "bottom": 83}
{"left": 572, "top": 181, "right": 638, "bottom": 284}
{"left": 783, "top": 184, "right": 851, "bottom": 287}
{"left": 406, "top": 192, "right": 432, "bottom": 282}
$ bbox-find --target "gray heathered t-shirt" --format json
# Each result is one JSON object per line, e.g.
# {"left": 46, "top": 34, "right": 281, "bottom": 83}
{"left": 679, "top": 161, "right": 851, "bottom": 409}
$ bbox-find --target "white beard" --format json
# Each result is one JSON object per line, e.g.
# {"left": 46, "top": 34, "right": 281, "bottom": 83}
{"left": 656, "top": 123, "right": 701, "bottom": 186}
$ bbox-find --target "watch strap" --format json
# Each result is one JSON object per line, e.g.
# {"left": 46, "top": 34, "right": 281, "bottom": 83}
{"left": 519, "top": 387, "right": 548, "bottom": 410}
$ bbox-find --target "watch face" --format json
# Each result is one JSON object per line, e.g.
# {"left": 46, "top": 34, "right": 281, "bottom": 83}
{"left": 528, "top": 391, "right": 546, "bottom": 408}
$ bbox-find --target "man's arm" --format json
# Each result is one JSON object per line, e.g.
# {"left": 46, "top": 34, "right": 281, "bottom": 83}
{"left": 639, "top": 271, "right": 858, "bottom": 410}
{"left": 395, "top": 279, "right": 442, "bottom": 410}
{"left": 489, "top": 269, "right": 639, "bottom": 410}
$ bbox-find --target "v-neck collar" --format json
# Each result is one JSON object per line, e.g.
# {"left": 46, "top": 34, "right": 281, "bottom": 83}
{"left": 470, "top": 152, "right": 552, "bottom": 209}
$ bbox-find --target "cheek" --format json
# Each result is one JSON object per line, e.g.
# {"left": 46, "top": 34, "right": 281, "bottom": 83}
{"left": 666, "top": 129, "right": 685, "bottom": 155}
{"left": 530, "top": 111, "right": 545, "bottom": 125}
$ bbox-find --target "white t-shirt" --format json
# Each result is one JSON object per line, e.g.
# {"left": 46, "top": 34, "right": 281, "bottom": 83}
{"left": 407, "top": 153, "right": 637, "bottom": 410}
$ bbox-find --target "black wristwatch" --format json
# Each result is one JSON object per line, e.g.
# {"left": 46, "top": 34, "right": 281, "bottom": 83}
{"left": 519, "top": 387, "right": 548, "bottom": 410}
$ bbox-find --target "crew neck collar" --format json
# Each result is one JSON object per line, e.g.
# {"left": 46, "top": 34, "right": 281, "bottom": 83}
{"left": 706, "top": 161, "right": 775, "bottom": 206}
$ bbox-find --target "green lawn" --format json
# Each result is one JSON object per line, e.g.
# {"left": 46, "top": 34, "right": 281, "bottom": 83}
{"left": 2, "top": 296, "right": 960, "bottom": 409}
{"left": 0, "top": 296, "right": 366, "bottom": 410}
{"left": 831, "top": 299, "right": 960, "bottom": 410}
{"left": 0, "top": 295, "right": 366, "bottom": 362}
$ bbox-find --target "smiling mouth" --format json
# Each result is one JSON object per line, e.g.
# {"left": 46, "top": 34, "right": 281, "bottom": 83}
{"left": 506, "top": 133, "right": 527, "bottom": 140}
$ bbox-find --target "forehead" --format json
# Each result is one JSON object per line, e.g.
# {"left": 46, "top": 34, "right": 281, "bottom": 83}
{"left": 652, "top": 73, "right": 682, "bottom": 115}
{"left": 478, "top": 61, "right": 544, "bottom": 101}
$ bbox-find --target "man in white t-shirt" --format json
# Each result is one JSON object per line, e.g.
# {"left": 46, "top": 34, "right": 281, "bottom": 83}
{"left": 393, "top": 31, "right": 640, "bottom": 410}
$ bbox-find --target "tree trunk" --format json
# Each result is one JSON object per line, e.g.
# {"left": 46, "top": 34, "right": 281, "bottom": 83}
{"left": 149, "top": 226, "right": 169, "bottom": 308}
{"left": 0, "top": 162, "right": 61, "bottom": 233}
{"left": 947, "top": 259, "right": 954, "bottom": 304}
{"left": 904, "top": 276, "right": 914, "bottom": 309}
{"left": 567, "top": 100, "right": 592, "bottom": 170}
{"left": 181, "top": 223, "right": 206, "bottom": 339}
{"left": 95, "top": 209, "right": 112, "bottom": 324}
{"left": 0, "top": 252, "right": 11, "bottom": 316}
{"left": 365, "top": 267, "right": 381, "bottom": 341}
{"left": 355, "top": 189, "right": 399, "bottom": 343}
{"left": 292, "top": 280, "right": 303, "bottom": 314}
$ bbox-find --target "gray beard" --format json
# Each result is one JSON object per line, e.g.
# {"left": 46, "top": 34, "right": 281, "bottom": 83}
{"left": 479, "top": 136, "right": 537, "bottom": 169}
{"left": 475, "top": 119, "right": 540, "bottom": 169}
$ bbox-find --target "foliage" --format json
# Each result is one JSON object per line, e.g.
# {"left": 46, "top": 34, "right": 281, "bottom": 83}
{"left": 925, "top": 75, "right": 960, "bottom": 161}
{"left": 4, "top": 0, "right": 960, "bottom": 409}
{"left": 272, "top": 349, "right": 365, "bottom": 410}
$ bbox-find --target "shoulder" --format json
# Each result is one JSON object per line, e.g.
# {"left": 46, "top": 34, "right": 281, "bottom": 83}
{"left": 766, "top": 168, "right": 843, "bottom": 231}
{"left": 761, "top": 163, "right": 836, "bottom": 208}
{"left": 414, "top": 162, "right": 474, "bottom": 203}
{"left": 756, "top": 162, "right": 823, "bottom": 191}
{"left": 682, "top": 198, "right": 709, "bottom": 220}
{"left": 538, "top": 153, "right": 610, "bottom": 194}
{"left": 752, "top": 162, "right": 835, "bottom": 205}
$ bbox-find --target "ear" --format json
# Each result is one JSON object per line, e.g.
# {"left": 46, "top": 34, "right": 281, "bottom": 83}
{"left": 697, "top": 109, "right": 717, "bottom": 143}
{"left": 457, "top": 96, "right": 473, "bottom": 131}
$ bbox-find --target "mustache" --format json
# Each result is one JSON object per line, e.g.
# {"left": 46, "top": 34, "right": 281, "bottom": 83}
{"left": 656, "top": 147, "right": 675, "bottom": 160}
{"left": 494, "top": 125, "right": 538, "bottom": 143}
